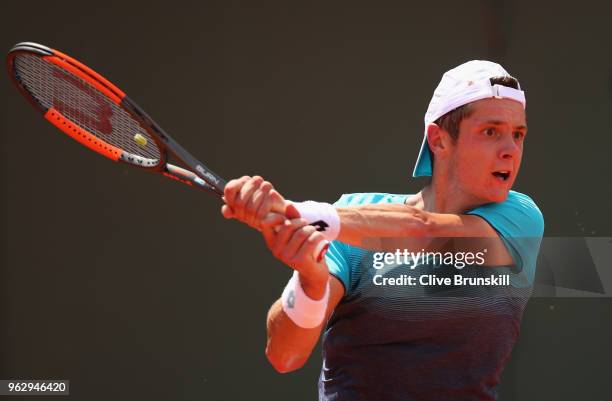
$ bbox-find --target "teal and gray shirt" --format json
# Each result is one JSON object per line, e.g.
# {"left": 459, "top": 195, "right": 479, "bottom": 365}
{"left": 319, "top": 191, "right": 544, "bottom": 401}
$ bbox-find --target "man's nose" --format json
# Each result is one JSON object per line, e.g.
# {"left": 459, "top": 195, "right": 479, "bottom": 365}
{"left": 499, "top": 134, "right": 521, "bottom": 160}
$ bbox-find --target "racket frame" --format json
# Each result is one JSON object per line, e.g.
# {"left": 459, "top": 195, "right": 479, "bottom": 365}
{"left": 7, "top": 42, "right": 226, "bottom": 196}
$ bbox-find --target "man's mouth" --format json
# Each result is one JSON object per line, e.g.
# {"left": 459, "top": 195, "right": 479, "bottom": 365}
{"left": 492, "top": 170, "right": 511, "bottom": 182}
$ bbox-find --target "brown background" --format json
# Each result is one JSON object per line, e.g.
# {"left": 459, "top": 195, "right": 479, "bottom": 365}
{"left": 1, "top": 1, "right": 611, "bottom": 400}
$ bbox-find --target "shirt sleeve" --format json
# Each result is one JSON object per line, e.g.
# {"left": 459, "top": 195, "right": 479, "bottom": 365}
{"left": 324, "top": 194, "right": 356, "bottom": 292}
{"left": 323, "top": 192, "right": 412, "bottom": 293}
{"left": 325, "top": 240, "right": 351, "bottom": 292}
{"left": 466, "top": 191, "right": 545, "bottom": 284}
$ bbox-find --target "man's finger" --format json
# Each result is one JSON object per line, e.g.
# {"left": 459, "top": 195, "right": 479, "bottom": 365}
{"left": 285, "top": 203, "right": 301, "bottom": 219}
{"left": 279, "top": 225, "right": 317, "bottom": 262}
{"left": 234, "top": 176, "right": 263, "bottom": 221}
{"left": 261, "top": 212, "right": 286, "bottom": 230}
{"left": 271, "top": 218, "right": 308, "bottom": 258}
{"left": 221, "top": 204, "right": 234, "bottom": 219}
{"left": 292, "top": 231, "right": 327, "bottom": 264}
{"left": 269, "top": 190, "right": 289, "bottom": 214}
{"left": 254, "top": 182, "right": 276, "bottom": 224}
{"left": 223, "top": 175, "right": 250, "bottom": 207}
{"left": 246, "top": 181, "right": 272, "bottom": 227}
{"left": 261, "top": 213, "right": 286, "bottom": 248}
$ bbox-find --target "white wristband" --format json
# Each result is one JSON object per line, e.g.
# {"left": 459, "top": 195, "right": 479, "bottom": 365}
{"left": 281, "top": 271, "right": 330, "bottom": 329}
{"left": 291, "top": 201, "right": 340, "bottom": 242}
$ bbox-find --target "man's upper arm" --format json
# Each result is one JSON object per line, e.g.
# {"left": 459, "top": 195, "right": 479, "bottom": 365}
{"left": 325, "top": 274, "right": 345, "bottom": 322}
{"left": 426, "top": 191, "right": 544, "bottom": 273}
{"left": 465, "top": 191, "right": 544, "bottom": 276}
{"left": 449, "top": 214, "right": 516, "bottom": 267}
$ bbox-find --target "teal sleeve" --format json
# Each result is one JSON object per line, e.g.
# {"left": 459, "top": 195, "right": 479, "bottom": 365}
{"left": 467, "top": 191, "right": 544, "bottom": 284}
{"left": 323, "top": 192, "right": 412, "bottom": 293}
{"left": 325, "top": 240, "right": 351, "bottom": 292}
{"left": 324, "top": 193, "right": 358, "bottom": 292}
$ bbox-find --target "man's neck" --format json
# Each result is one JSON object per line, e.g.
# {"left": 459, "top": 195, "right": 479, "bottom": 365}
{"left": 418, "top": 175, "right": 483, "bottom": 214}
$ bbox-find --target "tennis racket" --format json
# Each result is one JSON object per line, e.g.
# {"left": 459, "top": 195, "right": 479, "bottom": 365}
{"left": 6, "top": 42, "right": 329, "bottom": 259}
{"left": 6, "top": 41, "right": 225, "bottom": 196}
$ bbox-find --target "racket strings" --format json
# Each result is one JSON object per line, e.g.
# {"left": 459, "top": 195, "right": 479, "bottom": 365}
{"left": 13, "top": 54, "right": 162, "bottom": 164}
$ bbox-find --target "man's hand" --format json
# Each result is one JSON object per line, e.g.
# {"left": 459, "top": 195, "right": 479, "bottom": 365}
{"left": 221, "top": 175, "right": 288, "bottom": 230}
{"left": 261, "top": 213, "right": 330, "bottom": 299}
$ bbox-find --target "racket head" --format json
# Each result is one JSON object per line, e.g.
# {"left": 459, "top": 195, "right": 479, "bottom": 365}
{"left": 6, "top": 42, "right": 166, "bottom": 169}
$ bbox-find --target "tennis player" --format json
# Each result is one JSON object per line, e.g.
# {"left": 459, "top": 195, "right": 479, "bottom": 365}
{"left": 222, "top": 60, "right": 544, "bottom": 401}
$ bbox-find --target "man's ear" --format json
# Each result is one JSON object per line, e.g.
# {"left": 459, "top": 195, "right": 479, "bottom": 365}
{"left": 426, "top": 123, "right": 451, "bottom": 158}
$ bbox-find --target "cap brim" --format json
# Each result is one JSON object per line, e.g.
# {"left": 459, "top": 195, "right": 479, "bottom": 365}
{"left": 412, "top": 131, "right": 433, "bottom": 177}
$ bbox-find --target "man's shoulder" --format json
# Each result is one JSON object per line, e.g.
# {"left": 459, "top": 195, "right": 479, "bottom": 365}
{"left": 506, "top": 190, "right": 541, "bottom": 208}
{"left": 333, "top": 192, "right": 410, "bottom": 207}
{"left": 469, "top": 190, "right": 545, "bottom": 237}
{"left": 499, "top": 190, "right": 544, "bottom": 221}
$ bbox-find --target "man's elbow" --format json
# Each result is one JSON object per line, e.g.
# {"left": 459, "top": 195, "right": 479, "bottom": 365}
{"left": 265, "top": 347, "right": 308, "bottom": 374}
{"left": 403, "top": 207, "right": 435, "bottom": 237}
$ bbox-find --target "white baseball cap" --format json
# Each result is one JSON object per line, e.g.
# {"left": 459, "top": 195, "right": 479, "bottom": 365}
{"left": 412, "top": 60, "right": 526, "bottom": 177}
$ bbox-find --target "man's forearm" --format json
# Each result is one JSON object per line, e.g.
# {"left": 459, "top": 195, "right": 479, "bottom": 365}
{"left": 334, "top": 204, "right": 510, "bottom": 264}
{"left": 265, "top": 270, "right": 334, "bottom": 373}
{"left": 265, "top": 298, "right": 323, "bottom": 373}
{"left": 336, "top": 204, "right": 434, "bottom": 247}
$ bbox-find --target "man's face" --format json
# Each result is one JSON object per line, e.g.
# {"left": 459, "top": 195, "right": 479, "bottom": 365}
{"left": 448, "top": 98, "right": 527, "bottom": 204}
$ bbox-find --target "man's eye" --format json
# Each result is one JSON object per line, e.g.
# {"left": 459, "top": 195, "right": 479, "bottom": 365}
{"left": 484, "top": 128, "right": 496, "bottom": 137}
{"left": 513, "top": 131, "right": 525, "bottom": 140}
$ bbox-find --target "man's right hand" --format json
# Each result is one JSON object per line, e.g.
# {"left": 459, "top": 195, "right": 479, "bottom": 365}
{"left": 261, "top": 214, "right": 330, "bottom": 299}
{"left": 221, "top": 175, "right": 329, "bottom": 296}
{"left": 221, "top": 175, "right": 288, "bottom": 231}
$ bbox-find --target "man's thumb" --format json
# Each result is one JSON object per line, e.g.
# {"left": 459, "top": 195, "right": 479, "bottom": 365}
{"left": 285, "top": 203, "right": 301, "bottom": 219}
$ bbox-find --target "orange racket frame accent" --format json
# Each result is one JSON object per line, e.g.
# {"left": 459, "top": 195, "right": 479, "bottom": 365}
{"left": 45, "top": 107, "right": 123, "bottom": 161}
{"left": 43, "top": 55, "right": 125, "bottom": 105}
{"left": 51, "top": 49, "right": 125, "bottom": 99}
